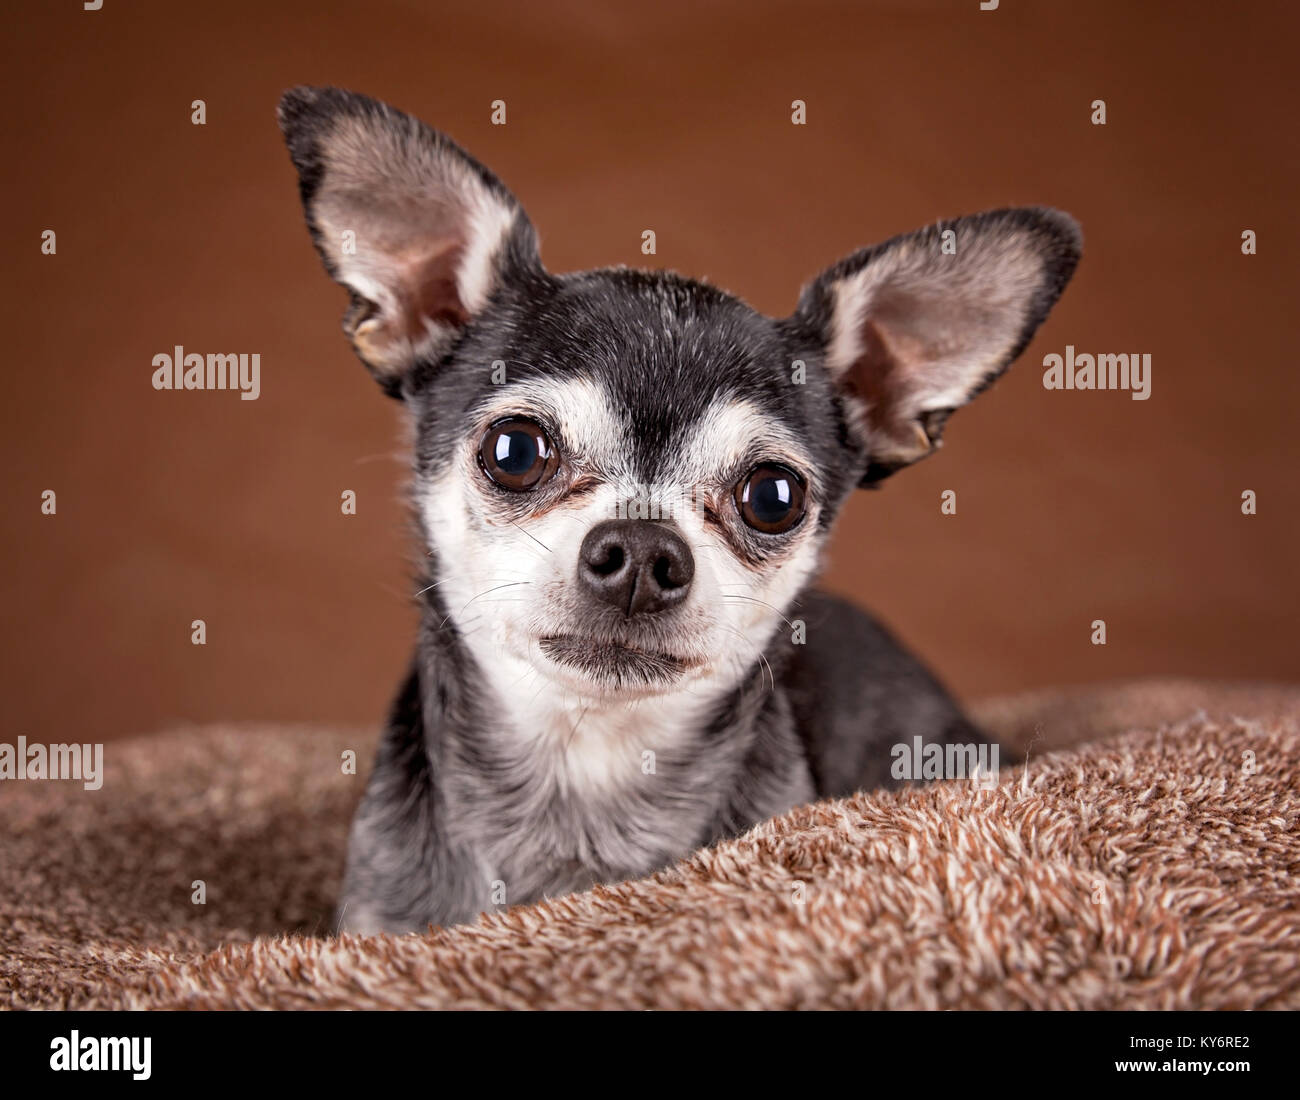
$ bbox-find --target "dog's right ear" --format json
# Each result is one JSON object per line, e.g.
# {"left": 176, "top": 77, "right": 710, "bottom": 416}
{"left": 277, "top": 86, "right": 541, "bottom": 396}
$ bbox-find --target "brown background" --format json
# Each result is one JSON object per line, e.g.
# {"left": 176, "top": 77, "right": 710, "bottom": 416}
{"left": 2, "top": 0, "right": 1296, "bottom": 744}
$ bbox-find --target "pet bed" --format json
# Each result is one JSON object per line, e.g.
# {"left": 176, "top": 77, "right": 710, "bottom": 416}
{"left": 3, "top": 679, "right": 1297, "bottom": 1009}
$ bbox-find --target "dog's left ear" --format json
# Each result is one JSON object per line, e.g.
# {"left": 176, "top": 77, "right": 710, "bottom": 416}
{"left": 790, "top": 207, "right": 1081, "bottom": 485}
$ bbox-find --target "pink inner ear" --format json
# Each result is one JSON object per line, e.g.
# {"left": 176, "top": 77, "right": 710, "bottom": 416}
{"left": 841, "top": 286, "right": 1003, "bottom": 463}
{"left": 350, "top": 235, "right": 471, "bottom": 363}
{"left": 845, "top": 318, "right": 926, "bottom": 457}
{"left": 323, "top": 182, "right": 483, "bottom": 365}
{"left": 402, "top": 240, "right": 470, "bottom": 334}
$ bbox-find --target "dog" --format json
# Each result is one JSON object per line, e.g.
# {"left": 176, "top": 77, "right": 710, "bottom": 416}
{"left": 277, "top": 86, "right": 1080, "bottom": 934}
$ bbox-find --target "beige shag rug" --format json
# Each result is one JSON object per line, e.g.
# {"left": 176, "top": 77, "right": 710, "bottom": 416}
{"left": 3, "top": 679, "right": 1298, "bottom": 1010}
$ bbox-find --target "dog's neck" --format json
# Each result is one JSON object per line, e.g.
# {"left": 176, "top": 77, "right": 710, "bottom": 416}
{"left": 404, "top": 586, "right": 816, "bottom": 898}
{"left": 414, "top": 586, "right": 775, "bottom": 803}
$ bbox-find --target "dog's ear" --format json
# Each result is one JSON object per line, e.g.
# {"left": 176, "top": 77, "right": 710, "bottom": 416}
{"left": 277, "top": 86, "right": 541, "bottom": 396}
{"left": 791, "top": 207, "right": 1081, "bottom": 485}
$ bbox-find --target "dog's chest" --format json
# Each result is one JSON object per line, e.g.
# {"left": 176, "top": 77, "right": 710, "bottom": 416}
{"left": 455, "top": 706, "right": 727, "bottom": 899}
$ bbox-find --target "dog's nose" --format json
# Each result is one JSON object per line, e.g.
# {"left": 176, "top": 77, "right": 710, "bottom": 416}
{"left": 578, "top": 519, "right": 695, "bottom": 616}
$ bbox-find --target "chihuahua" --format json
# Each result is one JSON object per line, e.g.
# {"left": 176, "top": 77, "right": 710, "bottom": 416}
{"left": 278, "top": 87, "right": 1080, "bottom": 934}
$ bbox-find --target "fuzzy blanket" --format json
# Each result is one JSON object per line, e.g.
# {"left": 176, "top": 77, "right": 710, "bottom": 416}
{"left": 3, "top": 679, "right": 1298, "bottom": 1010}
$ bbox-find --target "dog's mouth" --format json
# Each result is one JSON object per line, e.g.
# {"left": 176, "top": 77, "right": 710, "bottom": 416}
{"left": 537, "top": 635, "right": 700, "bottom": 687}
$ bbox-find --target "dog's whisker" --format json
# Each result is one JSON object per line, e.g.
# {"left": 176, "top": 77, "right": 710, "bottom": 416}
{"left": 428, "top": 613, "right": 484, "bottom": 637}
{"left": 564, "top": 705, "right": 591, "bottom": 752}
{"left": 414, "top": 573, "right": 532, "bottom": 599}
{"left": 712, "top": 621, "right": 775, "bottom": 695}
{"left": 374, "top": 581, "right": 414, "bottom": 604}
{"left": 505, "top": 660, "right": 543, "bottom": 693}
{"left": 509, "top": 520, "right": 553, "bottom": 554}
{"left": 436, "top": 582, "right": 531, "bottom": 629}
{"left": 720, "top": 593, "right": 797, "bottom": 630}
{"left": 352, "top": 450, "right": 407, "bottom": 466}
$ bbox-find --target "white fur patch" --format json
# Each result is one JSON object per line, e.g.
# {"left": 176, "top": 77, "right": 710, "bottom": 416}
{"left": 457, "top": 187, "right": 518, "bottom": 316}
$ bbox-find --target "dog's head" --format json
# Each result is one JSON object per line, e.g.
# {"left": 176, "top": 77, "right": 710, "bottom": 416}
{"left": 279, "top": 87, "right": 1080, "bottom": 707}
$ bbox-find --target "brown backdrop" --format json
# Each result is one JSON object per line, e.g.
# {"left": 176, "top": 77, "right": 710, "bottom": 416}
{"left": 3, "top": 0, "right": 1297, "bottom": 743}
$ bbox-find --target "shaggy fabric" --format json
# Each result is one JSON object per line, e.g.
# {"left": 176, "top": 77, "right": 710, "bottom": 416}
{"left": 2, "top": 679, "right": 1298, "bottom": 1010}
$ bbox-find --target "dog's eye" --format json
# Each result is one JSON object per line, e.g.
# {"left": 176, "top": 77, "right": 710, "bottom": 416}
{"left": 478, "top": 418, "right": 560, "bottom": 491}
{"left": 735, "top": 464, "right": 806, "bottom": 534}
